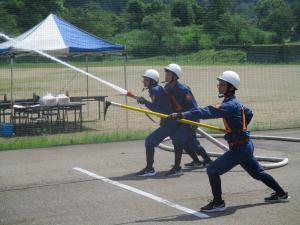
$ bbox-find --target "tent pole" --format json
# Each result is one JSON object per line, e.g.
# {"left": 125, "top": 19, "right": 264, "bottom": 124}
{"left": 10, "top": 55, "right": 14, "bottom": 123}
{"left": 85, "top": 54, "right": 89, "bottom": 97}
{"left": 85, "top": 54, "right": 90, "bottom": 117}
{"left": 123, "top": 51, "right": 129, "bottom": 130}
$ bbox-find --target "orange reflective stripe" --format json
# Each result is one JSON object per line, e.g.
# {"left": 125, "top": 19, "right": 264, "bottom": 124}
{"left": 150, "top": 95, "right": 155, "bottom": 102}
{"left": 223, "top": 106, "right": 247, "bottom": 133}
{"left": 241, "top": 107, "right": 246, "bottom": 131}
{"left": 222, "top": 118, "right": 232, "bottom": 133}
{"left": 168, "top": 95, "right": 183, "bottom": 112}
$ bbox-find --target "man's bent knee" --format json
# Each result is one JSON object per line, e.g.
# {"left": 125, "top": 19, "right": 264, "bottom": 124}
{"left": 207, "top": 163, "right": 221, "bottom": 175}
{"left": 145, "top": 137, "right": 158, "bottom": 149}
{"left": 172, "top": 140, "right": 185, "bottom": 149}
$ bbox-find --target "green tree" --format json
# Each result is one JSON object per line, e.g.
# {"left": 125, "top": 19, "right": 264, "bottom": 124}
{"left": 218, "top": 13, "right": 249, "bottom": 44}
{"left": 167, "top": 26, "right": 201, "bottom": 53}
{"left": 0, "top": 3, "right": 19, "bottom": 35}
{"left": 291, "top": 1, "right": 300, "bottom": 40}
{"left": 255, "top": 0, "right": 295, "bottom": 42}
{"left": 192, "top": 2, "right": 205, "bottom": 25}
{"left": 142, "top": 12, "right": 174, "bottom": 53}
{"left": 64, "top": 0, "right": 96, "bottom": 7}
{"left": 113, "top": 29, "right": 155, "bottom": 57}
{"left": 145, "top": 0, "right": 166, "bottom": 15}
{"left": 204, "top": 0, "right": 233, "bottom": 35}
{"left": 112, "top": 14, "right": 130, "bottom": 33}
{"left": 255, "top": 0, "right": 282, "bottom": 23}
{"left": 16, "top": 0, "right": 65, "bottom": 32}
{"left": 97, "top": 0, "right": 128, "bottom": 12}
{"left": 233, "top": 1, "right": 256, "bottom": 18}
{"left": 171, "top": 0, "right": 194, "bottom": 26}
{"left": 0, "top": 0, "right": 23, "bottom": 17}
{"left": 62, "top": 5, "right": 117, "bottom": 38}
{"left": 125, "top": 0, "right": 145, "bottom": 29}
{"left": 216, "top": 12, "right": 276, "bottom": 45}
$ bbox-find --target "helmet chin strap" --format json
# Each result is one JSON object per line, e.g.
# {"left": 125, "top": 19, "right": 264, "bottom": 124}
{"left": 219, "top": 91, "right": 235, "bottom": 98}
{"left": 218, "top": 83, "right": 235, "bottom": 98}
{"left": 169, "top": 74, "right": 178, "bottom": 85}
{"left": 142, "top": 80, "right": 157, "bottom": 92}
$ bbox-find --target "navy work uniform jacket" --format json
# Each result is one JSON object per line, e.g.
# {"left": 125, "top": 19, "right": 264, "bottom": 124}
{"left": 165, "top": 81, "right": 199, "bottom": 146}
{"left": 183, "top": 95, "right": 253, "bottom": 145}
{"left": 182, "top": 95, "right": 281, "bottom": 180}
{"left": 142, "top": 84, "right": 177, "bottom": 148}
{"left": 144, "top": 84, "right": 173, "bottom": 115}
{"left": 164, "top": 81, "right": 198, "bottom": 114}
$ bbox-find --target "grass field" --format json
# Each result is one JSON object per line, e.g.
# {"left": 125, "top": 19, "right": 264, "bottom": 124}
{"left": 0, "top": 64, "right": 299, "bottom": 135}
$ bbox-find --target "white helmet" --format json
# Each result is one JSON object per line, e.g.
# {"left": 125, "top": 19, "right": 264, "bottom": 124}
{"left": 142, "top": 69, "right": 160, "bottom": 83}
{"left": 165, "top": 63, "right": 182, "bottom": 78}
{"left": 217, "top": 70, "right": 240, "bottom": 89}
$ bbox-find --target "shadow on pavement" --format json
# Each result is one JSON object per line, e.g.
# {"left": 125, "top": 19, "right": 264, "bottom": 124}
{"left": 109, "top": 169, "right": 207, "bottom": 181}
{"left": 114, "top": 201, "right": 290, "bottom": 224}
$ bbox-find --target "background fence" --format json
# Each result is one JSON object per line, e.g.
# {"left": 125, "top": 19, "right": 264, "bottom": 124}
{"left": 0, "top": 0, "right": 300, "bottom": 137}
{"left": 0, "top": 54, "right": 299, "bottom": 136}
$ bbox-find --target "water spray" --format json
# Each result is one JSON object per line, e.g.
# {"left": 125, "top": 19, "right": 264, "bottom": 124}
{"left": 0, "top": 33, "right": 137, "bottom": 98}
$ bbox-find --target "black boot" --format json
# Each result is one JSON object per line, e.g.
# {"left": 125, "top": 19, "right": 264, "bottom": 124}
{"left": 196, "top": 145, "right": 211, "bottom": 164}
{"left": 200, "top": 173, "right": 226, "bottom": 212}
{"left": 165, "top": 146, "right": 183, "bottom": 176}
{"left": 208, "top": 173, "right": 222, "bottom": 203}
{"left": 185, "top": 147, "right": 201, "bottom": 163}
{"left": 146, "top": 146, "right": 155, "bottom": 169}
{"left": 136, "top": 147, "right": 156, "bottom": 177}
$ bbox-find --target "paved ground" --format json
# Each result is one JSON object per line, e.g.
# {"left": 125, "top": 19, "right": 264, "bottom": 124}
{"left": 0, "top": 129, "right": 299, "bottom": 225}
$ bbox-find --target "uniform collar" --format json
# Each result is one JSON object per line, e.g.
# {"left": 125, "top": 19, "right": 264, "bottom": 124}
{"left": 172, "top": 81, "right": 182, "bottom": 89}
{"left": 223, "top": 94, "right": 236, "bottom": 102}
{"left": 148, "top": 84, "right": 158, "bottom": 89}
{"left": 165, "top": 81, "right": 178, "bottom": 90}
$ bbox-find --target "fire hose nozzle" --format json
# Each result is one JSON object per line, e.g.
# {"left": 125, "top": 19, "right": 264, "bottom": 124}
{"left": 104, "top": 101, "right": 112, "bottom": 120}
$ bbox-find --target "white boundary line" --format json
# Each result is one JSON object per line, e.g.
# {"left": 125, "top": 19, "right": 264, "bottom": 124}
{"left": 73, "top": 167, "right": 209, "bottom": 218}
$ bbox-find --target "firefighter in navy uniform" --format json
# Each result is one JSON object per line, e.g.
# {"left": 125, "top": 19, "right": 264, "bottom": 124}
{"left": 168, "top": 70, "right": 289, "bottom": 212}
{"left": 163, "top": 64, "right": 211, "bottom": 176}
{"left": 135, "top": 69, "right": 178, "bottom": 176}
{"left": 136, "top": 68, "right": 210, "bottom": 176}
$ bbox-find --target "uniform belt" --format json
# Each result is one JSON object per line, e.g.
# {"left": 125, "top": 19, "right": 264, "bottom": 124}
{"left": 160, "top": 118, "right": 167, "bottom": 122}
{"left": 229, "top": 138, "right": 249, "bottom": 147}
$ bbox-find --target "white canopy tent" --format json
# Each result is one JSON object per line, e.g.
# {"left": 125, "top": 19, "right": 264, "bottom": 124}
{"left": 0, "top": 14, "right": 127, "bottom": 122}
{"left": 0, "top": 14, "right": 124, "bottom": 54}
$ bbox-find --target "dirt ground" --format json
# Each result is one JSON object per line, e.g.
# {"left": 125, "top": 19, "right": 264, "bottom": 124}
{"left": 0, "top": 64, "right": 299, "bottom": 132}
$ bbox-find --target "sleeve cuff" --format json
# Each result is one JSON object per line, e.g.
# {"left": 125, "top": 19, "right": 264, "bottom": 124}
{"left": 182, "top": 112, "right": 191, "bottom": 119}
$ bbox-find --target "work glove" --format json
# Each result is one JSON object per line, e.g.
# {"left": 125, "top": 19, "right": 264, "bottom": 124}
{"left": 167, "top": 113, "right": 184, "bottom": 120}
{"left": 137, "top": 97, "right": 146, "bottom": 104}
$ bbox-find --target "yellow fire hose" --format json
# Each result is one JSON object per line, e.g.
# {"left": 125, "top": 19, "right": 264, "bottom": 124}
{"left": 105, "top": 101, "right": 289, "bottom": 169}
{"left": 105, "top": 101, "right": 226, "bottom": 132}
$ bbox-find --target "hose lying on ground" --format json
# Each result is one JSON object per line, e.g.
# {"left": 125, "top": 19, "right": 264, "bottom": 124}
{"left": 103, "top": 100, "right": 294, "bottom": 170}
{"left": 158, "top": 129, "right": 299, "bottom": 170}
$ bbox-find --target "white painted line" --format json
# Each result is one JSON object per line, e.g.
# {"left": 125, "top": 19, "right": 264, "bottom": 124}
{"left": 73, "top": 167, "right": 209, "bottom": 218}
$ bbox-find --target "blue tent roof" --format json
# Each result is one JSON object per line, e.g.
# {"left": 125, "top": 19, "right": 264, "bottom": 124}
{"left": 0, "top": 14, "right": 124, "bottom": 55}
